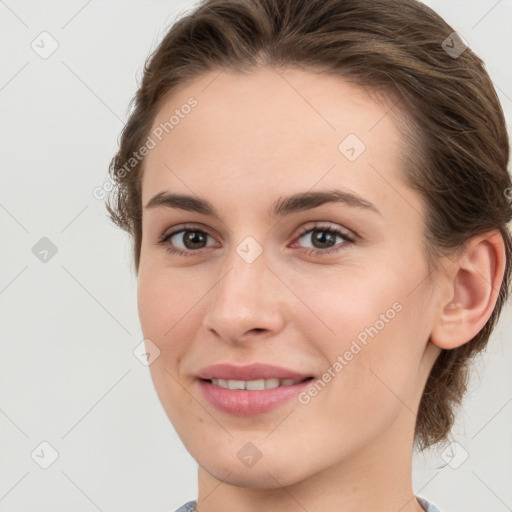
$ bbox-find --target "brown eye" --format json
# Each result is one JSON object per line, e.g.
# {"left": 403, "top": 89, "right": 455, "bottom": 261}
{"left": 173, "top": 230, "right": 209, "bottom": 250}
{"left": 294, "top": 224, "right": 355, "bottom": 256}
{"left": 158, "top": 226, "right": 218, "bottom": 256}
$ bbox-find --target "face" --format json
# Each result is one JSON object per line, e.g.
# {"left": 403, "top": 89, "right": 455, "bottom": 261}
{"left": 137, "top": 66, "right": 442, "bottom": 489}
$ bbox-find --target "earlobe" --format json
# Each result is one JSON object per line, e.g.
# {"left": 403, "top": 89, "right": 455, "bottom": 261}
{"left": 430, "top": 231, "right": 506, "bottom": 350}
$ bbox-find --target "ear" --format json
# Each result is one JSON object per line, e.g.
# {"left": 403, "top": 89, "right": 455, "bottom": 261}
{"left": 430, "top": 230, "right": 507, "bottom": 350}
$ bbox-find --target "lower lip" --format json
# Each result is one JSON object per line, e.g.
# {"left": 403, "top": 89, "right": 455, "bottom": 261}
{"left": 197, "top": 378, "right": 313, "bottom": 416}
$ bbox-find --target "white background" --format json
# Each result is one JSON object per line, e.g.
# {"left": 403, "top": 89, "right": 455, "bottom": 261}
{"left": 1, "top": 1, "right": 511, "bottom": 511}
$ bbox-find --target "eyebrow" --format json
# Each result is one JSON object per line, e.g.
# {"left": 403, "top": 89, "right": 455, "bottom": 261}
{"left": 144, "top": 189, "right": 381, "bottom": 219}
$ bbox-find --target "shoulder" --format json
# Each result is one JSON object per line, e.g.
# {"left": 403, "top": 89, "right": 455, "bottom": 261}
{"left": 417, "top": 495, "right": 444, "bottom": 512}
{"left": 173, "top": 500, "right": 197, "bottom": 512}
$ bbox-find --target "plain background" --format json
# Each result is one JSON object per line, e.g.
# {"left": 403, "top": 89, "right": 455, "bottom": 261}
{"left": 1, "top": 1, "right": 511, "bottom": 511}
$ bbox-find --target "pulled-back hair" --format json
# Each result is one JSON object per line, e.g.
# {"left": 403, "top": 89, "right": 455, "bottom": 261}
{"left": 106, "top": 0, "right": 512, "bottom": 451}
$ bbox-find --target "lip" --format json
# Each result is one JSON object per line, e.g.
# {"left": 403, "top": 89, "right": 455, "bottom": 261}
{"left": 196, "top": 363, "right": 312, "bottom": 381}
{"left": 196, "top": 363, "right": 314, "bottom": 416}
{"left": 197, "top": 379, "right": 313, "bottom": 416}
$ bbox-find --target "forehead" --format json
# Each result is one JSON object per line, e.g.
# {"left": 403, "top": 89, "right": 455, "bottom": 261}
{"left": 141, "top": 66, "right": 410, "bottom": 210}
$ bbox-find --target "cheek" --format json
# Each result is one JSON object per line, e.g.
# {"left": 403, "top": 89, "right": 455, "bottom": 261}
{"left": 137, "top": 271, "right": 195, "bottom": 393}
{"left": 137, "top": 267, "right": 201, "bottom": 339}
{"left": 288, "top": 266, "right": 407, "bottom": 349}
{"left": 137, "top": 267, "right": 215, "bottom": 394}
{"left": 137, "top": 271, "right": 200, "bottom": 421}
{"left": 295, "top": 306, "right": 425, "bottom": 452}
{"left": 290, "top": 255, "right": 430, "bottom": 400}
{"left": 137, "top": 277, "right": 172, "bottom": 338}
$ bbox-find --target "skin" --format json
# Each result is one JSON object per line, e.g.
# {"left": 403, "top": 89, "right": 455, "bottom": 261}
{"left": 136, "top": 66, "right": 505, "bottom": 512}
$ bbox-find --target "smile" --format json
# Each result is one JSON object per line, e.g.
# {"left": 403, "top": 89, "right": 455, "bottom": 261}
{"left": 198, "top": 377, "right": 315, "bottom": 416}
{"left": 208, "top": 377, "right": 311, "bottom": 390}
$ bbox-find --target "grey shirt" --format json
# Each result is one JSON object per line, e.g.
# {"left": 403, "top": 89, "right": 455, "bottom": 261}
{"left": 174, "top": 496, "right": 443, "bottom": 511}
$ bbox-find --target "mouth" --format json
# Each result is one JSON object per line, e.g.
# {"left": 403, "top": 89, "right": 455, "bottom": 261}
{"left": 200, "top": 376, "right": 315, "bottom": 390}
{"left": 195, "top": 363, "right": 316, "bottom": 415}
{"left": 197, "top": 376, "right": 316, "bottom": 416}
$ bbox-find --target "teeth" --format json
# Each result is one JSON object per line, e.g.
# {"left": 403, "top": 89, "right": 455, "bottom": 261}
{"left": 263, "top": 378, "right": 280, "bottom": 389}
{"left": 246, "top": 379, "right": 266, "bottom": 390}
{"left": 210, "top": 377, "right": 305, "bottom": 390}
{"left": 228, "top": 379, "right": 246, "bottom": 390}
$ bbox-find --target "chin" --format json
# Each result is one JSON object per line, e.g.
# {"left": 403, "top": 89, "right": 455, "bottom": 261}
{"left": 197, "top": 445, "right": 312, "bottom": 489}
{"left": 207, "top": 464, "right": 303, "bottom": 489}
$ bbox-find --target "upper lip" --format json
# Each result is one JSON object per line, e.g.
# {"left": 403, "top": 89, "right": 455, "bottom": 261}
{"left": 197, "top": 363, "right": 313, "bottom": 381}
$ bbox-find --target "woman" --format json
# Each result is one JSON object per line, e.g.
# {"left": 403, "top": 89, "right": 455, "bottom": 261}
{"left": 106, "top": 0, "right": 511, "bottom": 510}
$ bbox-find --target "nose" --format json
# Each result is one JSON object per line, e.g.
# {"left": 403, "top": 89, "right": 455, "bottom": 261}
{"left": 202, "top": 243, "right": 286, "bottom": 344}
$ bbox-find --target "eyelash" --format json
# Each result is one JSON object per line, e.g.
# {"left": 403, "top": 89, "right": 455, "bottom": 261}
{"left": 157, "top": 222, "right": 355, "bottom": 257}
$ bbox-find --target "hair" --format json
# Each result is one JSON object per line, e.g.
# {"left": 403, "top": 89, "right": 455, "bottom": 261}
{"left": 106, "top": 0, "right": 512, "bottom": 452}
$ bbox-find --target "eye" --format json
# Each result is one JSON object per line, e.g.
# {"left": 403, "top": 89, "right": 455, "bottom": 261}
{"left": 157, "top": 223, "right": 219, "bottom": 256}
{"left": 292, "top": 223, "right": 355, "bottom": 256}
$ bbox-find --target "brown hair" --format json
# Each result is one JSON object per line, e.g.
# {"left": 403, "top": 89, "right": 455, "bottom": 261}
{"left": 106, "top": 0, "right": 512, "bottom": 452}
